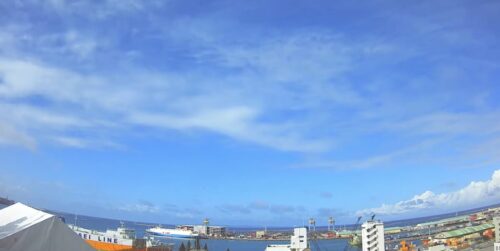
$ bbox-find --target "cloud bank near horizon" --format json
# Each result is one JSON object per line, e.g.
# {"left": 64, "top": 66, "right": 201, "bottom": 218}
{"left": 357, "top": 169, "right": 500, "bottom": 217}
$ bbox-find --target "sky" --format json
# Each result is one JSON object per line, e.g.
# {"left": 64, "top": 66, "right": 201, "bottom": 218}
{"left": 0, "top": 0, "right": 500, "bottom": 227}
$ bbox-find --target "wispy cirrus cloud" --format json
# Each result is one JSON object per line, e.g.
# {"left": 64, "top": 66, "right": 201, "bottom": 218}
{"left": 218, "top": 201, "right": 301, "bottom": 216}
{"left": 0, "top": 123, "right": 37, "bottom": 150}
{"left": 118, "top": 200, "right": 160, "bottom": 214}
{"left": 0, "top": 57, "right": 331, "bottom": 152}
{"left": 0, "top": 0, "right": 500, "bottom": 164}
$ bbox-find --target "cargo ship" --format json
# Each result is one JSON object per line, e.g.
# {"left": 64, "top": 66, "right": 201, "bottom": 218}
{"left": 146, "top": 226, "right": 199, "bottom": 239}
{"left": 69, "top": 223, "right": 172, "bottom": 251}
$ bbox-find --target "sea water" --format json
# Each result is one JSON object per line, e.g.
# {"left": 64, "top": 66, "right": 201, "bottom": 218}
{"left": 55, "top": 211, "right": 358, "bottom": 251}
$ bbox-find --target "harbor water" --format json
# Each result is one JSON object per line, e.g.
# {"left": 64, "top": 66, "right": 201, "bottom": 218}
{"left": 56, "top": 211, "right": 359, "bottom": 251}
{"left": 163, "top": 238, "right": 357, "bottom": 251}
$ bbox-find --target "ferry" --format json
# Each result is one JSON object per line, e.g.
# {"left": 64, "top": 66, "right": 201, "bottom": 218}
{"left": 69, "top": 223, "right": 172, "bottom": 251}
{"left": 146, "top": 226, "right": 199, "bottom": 239}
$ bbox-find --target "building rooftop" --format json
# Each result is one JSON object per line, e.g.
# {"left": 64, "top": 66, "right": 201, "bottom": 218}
{"left": 434, "top": 223, "right": 494, "bottom": 239}
{"left": 416, "top": 216, "right": 469, "bottom": 227}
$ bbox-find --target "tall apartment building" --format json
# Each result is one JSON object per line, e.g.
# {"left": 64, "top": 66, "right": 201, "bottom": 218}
{"left": 361, "top": 221, "right": 385, "bottom": 251}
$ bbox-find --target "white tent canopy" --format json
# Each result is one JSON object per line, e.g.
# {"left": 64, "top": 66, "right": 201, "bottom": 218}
{"left": 0, "top": 202, "right": 95, "bottom": 251}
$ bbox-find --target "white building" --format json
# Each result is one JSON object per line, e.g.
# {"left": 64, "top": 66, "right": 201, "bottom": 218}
{"left": 208, "top": 226, "right": 226, "bottom": 236}
{"left": 494, "top": 217, "right": 500, "bottom": 251}
{"left": 266, "top": 228, "right": 308, "bottom": 251}
{"left": 177, "top": 225, "right": 226, "bottom": 236}
{"left": 361, "top": 221, "right": 385, "bottom": 251}
{"left": 193, "top": 225, "right": 208, "bottom": 235}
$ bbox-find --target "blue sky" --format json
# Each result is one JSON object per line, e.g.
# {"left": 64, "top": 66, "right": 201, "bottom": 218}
{"left": 1, "top": 0, "right": 500, "bottom": 226}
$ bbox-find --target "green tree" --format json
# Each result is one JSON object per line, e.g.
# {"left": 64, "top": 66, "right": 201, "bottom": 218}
{"left": 195, "top": 238, "right": 201, "bottom": 249}
{"left": 179, "top": 243, "right": 186, "bottom": 251}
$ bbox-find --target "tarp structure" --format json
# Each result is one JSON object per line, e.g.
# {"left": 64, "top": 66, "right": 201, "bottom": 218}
{"left": 434, "top": 223, "right": 495, "bottom": 239}
{"left": 0, "top": 202, "right": 95, "bottom": 251}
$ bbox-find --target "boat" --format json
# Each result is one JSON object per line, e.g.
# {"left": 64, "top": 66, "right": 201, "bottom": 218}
{"left": 69, "top": 223, "right": 172, "bottom": 251}
{"left": 146, "top": 226, "right": 199, "bottom": 239}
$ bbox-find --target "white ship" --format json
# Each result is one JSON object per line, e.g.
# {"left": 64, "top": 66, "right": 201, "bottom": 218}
{"left": 146, "top": 226, "right": 199, "bottom": 239}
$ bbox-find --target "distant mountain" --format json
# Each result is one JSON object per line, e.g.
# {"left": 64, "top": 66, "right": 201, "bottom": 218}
{"left": 0, "top": 196, "right": 15, "bottom": 206}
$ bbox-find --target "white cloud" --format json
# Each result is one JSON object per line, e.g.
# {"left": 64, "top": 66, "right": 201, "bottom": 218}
{"left": 129, "top": 107, "right": 329, "bottom": 152}
{"left": 61, "top": 31, "right": 99, "bottom": 59}
{"left": 118, "top": 201, "right": 160, "bottom": 213}
{"left": 0, "top": 57, "right": 329, "bottom": 152}
{"left": 52, "top": 136, "right": 123, "bottom": 149}
{"left": 357, "top": 169, "right": 500, "bottom": 216}
{"left": 0, "top": 123, "right": 37, "bottom": 150}
{"left": 388, "top": 112, "right": 500, "bottom": 136}
{"left": 0, "top": 1, "right": 499, "bottom": 164}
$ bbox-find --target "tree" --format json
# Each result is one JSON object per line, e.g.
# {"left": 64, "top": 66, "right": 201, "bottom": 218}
{"left": 195, "top": 238, "right": 201, "bottom": 249}
{"left": 179, "top": 243, "right": 186, "bottom": 251}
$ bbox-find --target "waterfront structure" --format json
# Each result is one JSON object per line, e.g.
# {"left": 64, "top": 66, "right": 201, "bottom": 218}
{"left": 328, "top": 217, "right": 335, "bottom": 232}
{"left": 361, "top": 220, "right": 385, "bottom": 251}
{"left": 0, "top": 203, "right": 94, "bottom": 251}
{"left": 308, "top": 218, "right": 316, "bottom": 232}
{"left": 432, "top": 223, "right": 494, "bottom": 242}
{"left": 415, "top": 216, "right": 469, "bottom": 230}
{"left": 256, "top": 230, "right": 266, "bottom": 238}
{"left": 193, "top": 225, "right": 208, "bottom": 235}
{"left": 266, "top": 228, "right": 309, "bottom": 251}
{"left": 208, "top": 226, "right": 226, "bottom": 237}
{"left": 170, "top": 225, "right": 227, "bottom": 237}
{"left": 494, "top": 217, "right": 500, "bottom": 251}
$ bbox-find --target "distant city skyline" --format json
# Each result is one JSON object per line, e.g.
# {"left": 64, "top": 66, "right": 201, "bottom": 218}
{"left": 0, "top": 0, "right": 500, "bottom": 226}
